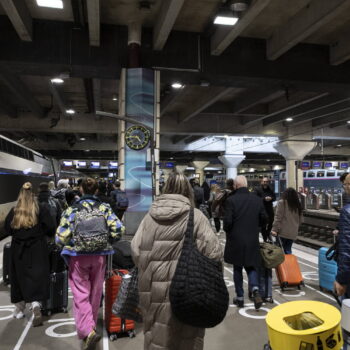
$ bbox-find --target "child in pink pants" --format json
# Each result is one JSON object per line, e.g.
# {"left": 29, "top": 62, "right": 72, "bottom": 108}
{"left": 69, "top": 255, "right": 106, "bottom": 339}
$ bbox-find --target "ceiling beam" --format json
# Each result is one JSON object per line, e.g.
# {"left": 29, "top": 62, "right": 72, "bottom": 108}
{"left": 161, "top": 88, "right": 186, "bottom": 117}
{"left": 329, "top": 120, "right": 350, "bottom": 129}
{"left": 267, "top": 0, "right": 350, "bottom": 60}
{"left": 84, "top": 78, "right": 95, "bottom": 113}
{"left": 93, "top": 78, "right": 101, "bottom": 119}
{"left": 0, "top": 0, "right": 32, "bottom": 41}
{"left": 171, "top": 135, "right": 188, "bottom": 144}
{"left": 330, "top": 28, "right": 350, "bottom": 66}
{"left": 153, "top": 0, "right": 185, "bottom": 50}
{"left": 48, "top": 83, "right": 70, "bottom": 117}
{"left": 261, "top": 93, "right": 331, "bottom": 126}
{"left": 86, "top": 0, "right": 100, "bottom": 46}
{"left": 178, "top": 87, "right": 234, "bottom": 123}
{"left": 211, "top": 0, "right": 272, "bottom": 55}
{"left": 184, "top": 136, "right": 203, "bottom": 144}
{"left": 71, "top": 0, "right": 86, "bottom": 29}
{"left": 312, "top": 111, "right": 350, "bottom": 128}
{"left": 0, "top": 67, "right": 45, "bottom": 117}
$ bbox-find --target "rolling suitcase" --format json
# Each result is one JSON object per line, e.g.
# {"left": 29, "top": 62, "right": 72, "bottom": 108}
{"left": 319, "top": 247, "right": 337, "bottom": 292}
{"left": 2, "top": 242, "right": 11, "bottom": 285}
{"left": 42, "top": 270, "right": 68, "bottom": 315}
{"left": 275, "top": 237, "right": 303, "bottom": 290}
{"left": 105, "top": 256, "right": 135, "bottom": 341}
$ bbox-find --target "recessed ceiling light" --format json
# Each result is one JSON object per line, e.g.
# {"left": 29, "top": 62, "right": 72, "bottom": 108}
{"left": 80, "top": 137, "right": 86, "bottom": 141}
{"left": 170, "top": 157, "right": 174, "bottom": 160}
{"left": 347, "top": 120, "right": 350, "bottom": 124}
{"left": 171, "top": 82, "right": 183, "bottom": 89}
{"left": 66, "top": 109, "right": 75, "bottom": 115}
{"left": 50, "top": 77, "right": 64, "bottom": 84}
{"left": 112, "top": 95, "right": 118, "bottom": 101}
{"left": 286, "top": 117, "right": 293, "bottom": 122}
{"left": 214, "top": 10, "right": 239, "bottom": 25}
{"left": 85, "top": 150, "right": 90, "bottom": 152}
{"left": 36, "top": 0, "right": 63, "bottom": 9}
{"left": 337, "top": 144, "right": 342, "bottom": 147}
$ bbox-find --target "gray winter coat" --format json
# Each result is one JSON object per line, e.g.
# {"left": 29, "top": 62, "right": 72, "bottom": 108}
{"left": 271, "top": 199, "right": 303, "bottom": 241}
{"left": 131, "top": 194, "right": 223, "bottom": 350}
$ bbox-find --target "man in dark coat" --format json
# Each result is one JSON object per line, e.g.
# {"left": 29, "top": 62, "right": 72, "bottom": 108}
{"left": 255, "top": 177, "right": 276, "bottom": 241}
{"left": 224, "top": 175, "right": 267, "bottom": 310}
{"left": 190, "top": 179, "right": 204, "bottom": 209}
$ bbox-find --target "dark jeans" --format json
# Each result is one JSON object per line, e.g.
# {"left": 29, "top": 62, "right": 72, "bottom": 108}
{"left": 233, "top": 266, "right": 259, "bottom": 298}
{"left": 262, "top": 211, "right": 274, "bottom": 241}
{"left": 280, "top": 237, "right": 293, "bottom": 254}
{"left": 214, "top": 218, "right": 221, "bottom": 233}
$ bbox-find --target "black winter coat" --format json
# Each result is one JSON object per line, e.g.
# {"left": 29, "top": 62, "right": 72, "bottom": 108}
{"left": 255, "top": 185, "right": 276, "bottom": 215}
{"left": 223, "top": 188, "right": 267, "bottom": 267}
{"left": 4, "top": 204, "right": 56, "bottom": 303}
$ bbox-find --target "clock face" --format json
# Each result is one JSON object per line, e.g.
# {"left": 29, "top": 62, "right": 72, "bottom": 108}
{"left": 125, "top": 125, "right": 151, "bottom": 150}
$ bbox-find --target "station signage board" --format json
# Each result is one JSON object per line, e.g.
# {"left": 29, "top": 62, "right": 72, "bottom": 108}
{"left": 62, "top": 161, "right": 73, "bottom": 169}
{"left": 324, "top": 162, "right": 333, "bottom": 168}
{"left": 90, "top": 161, "right": 100, "bottom": 169}
{"left": 77, "top": 161, "right": 87, "bottom": 168}
{"left": 340, "top": 162, "right": 349, "bottom": 169}
{"left": 109, "top": 161, "right": 118, "bottom": 169}
{"left": 300, "top": 161, "right": 311, "bottom": 170}
{"left": 312, "top": 161, "right": 323, "bottom": 169}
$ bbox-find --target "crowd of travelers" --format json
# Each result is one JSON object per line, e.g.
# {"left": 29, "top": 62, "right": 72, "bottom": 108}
{"left": 1, "top": 170, "right": 350, "bottom": 350}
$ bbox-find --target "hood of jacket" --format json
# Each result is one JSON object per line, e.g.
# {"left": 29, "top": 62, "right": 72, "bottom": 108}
{"left": 149, "top": 194, "right": 191, "bottom": 222}
{"left": 38, "top": 191, "right": 50, "bottom": 202}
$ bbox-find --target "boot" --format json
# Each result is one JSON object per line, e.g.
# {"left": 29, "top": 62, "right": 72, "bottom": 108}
{"left": 13, "top": 301, "right": 25, "bottom": 319}
{"left": 31, "top": 301, "right": 42, "bottom": 327}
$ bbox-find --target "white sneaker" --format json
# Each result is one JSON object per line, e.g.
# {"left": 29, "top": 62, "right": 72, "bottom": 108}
{"left": 13, "top": 301, "right": 26, "bottom": 319}
{"left": 31, "top": 301, "right": 42, "bottom": 327}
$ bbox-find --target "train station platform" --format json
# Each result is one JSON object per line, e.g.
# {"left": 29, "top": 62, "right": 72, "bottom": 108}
{"left": 0, "top": 235, "right": 339, "bottom": 350}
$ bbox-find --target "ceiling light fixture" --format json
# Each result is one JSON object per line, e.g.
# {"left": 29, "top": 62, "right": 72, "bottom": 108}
{"left": 112, "top": 95, "right": 118, "bottom": 101}
{"left": 286, "top": 117, "right": 293, "bottom": 122}
{"left": 36, "top": 0, "right": 63, "bottom": 9}
{"left": 171, "top": 82, "right": 183, "bottom": 89}
{"left": 80, "top": 137, "right": 86, "bottom": 141}
{"left": 347, "top": 120, "right": 350, "bottom": 124}
{"left": 50, "top": 77, "right": 64, "bottom": 84}
{"left": 66, "top": 109, "right": 76, "bottom": 115}
{"left": 214, "top": 10, "right": 239, "bottom": 25}
{"left": 85, "top": 150, "right": 90, "bottom": 152}
{"left": 337, "top": 144, "right": 342, "bottom": 147}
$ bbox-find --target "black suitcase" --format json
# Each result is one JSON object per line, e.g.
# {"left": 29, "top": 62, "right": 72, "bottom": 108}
{"left": 42, "top": 270, "right": 68, "bottom": 315}
{"left": 112, "top": 240, "right": 135, "bottom": 269}
{"left": 48, "top": 244, "right": 66, "bottom": 273}
{"left": 2, "top": 242, "right": 11, "bottom": 285}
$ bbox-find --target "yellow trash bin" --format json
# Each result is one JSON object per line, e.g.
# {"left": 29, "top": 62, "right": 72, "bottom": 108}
{"left": 265, "top": 301, "right": 343, "bottom": 350}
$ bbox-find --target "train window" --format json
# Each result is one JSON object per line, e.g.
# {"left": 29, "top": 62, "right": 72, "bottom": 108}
{"left": 327, "top": 171, "right": 336, "bottom": 177}
{"left": 317, "top": 171, "right": 325, "bottom": 177}
{"left": 308, "top": 171, "right": 315, "bottom": 177}
{"left": 28, "top": 151, "right": 34, "bottom": 161}
{"left": 303, "top": 172, "right": 307, "bottom": 178}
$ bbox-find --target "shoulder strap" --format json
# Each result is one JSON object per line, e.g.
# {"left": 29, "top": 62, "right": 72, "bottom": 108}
{"left": 183, "top": 208, "right": 194, "bottom": 246}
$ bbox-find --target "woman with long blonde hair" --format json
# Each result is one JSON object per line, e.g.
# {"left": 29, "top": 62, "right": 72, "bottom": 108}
{"left": 4, "top": 182, "right": 55, "bottom": 327}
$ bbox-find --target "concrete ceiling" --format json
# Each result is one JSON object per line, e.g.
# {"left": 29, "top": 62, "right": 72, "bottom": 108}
{"left": 0, "top": 0, "right": 350, "bottom": 164}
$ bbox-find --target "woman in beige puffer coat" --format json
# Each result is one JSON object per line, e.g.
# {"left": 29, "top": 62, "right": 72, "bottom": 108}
{"left": 131, "top": 173, "right": 223, "bottom": 350}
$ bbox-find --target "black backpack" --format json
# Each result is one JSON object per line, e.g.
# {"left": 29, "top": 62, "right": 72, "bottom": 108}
{"left": 114, "top": 190, "right": 129, "bottom": 210}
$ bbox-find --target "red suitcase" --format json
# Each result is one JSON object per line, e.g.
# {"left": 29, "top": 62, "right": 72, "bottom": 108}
{"left": 105, "top": 267, "right": 136, "bottom": 341}
{"left": 275, "top": 254, "right": 304, "bottom": 290}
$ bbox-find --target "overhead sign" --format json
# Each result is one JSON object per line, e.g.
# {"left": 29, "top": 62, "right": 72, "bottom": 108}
{"left": 300, "top": 161, "right": 311, "bottom": 170}
{"left": 312, "top": 161, "right": 322, "bottom": 169}
{"left": 340, "top": 162, "right": 349, "bottom": 169}
{"left": 109, "top": 161, "right": 118, "bottom": 169}
{"left": 77, "top": 161, "right": 86, "bottom": 167}
{"left": 90, "top": 161, "right": 100, "bottom": 169}
{"left": 63, "top": 161, "right": 73, "bottom": 167}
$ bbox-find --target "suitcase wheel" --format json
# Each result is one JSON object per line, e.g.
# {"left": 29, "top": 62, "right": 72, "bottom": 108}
{"left": 62, "top": 307, "right": 68, "bottom": 313}
{"left": 128, "top": 330, "right": 136, "bottom": 338}
{"left": 263, "top": 343, "right": 272, "bottom": 350}
{"left": 109, "top": 334, "right": 117, "bottom": 341}
{"left": 297, "top": 285, "right": 301, "bottom": 290}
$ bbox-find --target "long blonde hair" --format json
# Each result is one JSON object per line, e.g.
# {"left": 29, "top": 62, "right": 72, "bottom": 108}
{"left": 162, "top": 172, "right": 195, "bottom": 207}
{"left": 11, "top": 182, "right": 39, "bottom": 229}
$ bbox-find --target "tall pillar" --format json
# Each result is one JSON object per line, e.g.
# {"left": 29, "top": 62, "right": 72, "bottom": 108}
{"left": 274, "top": 140, "right": 317, "bottom": 189}
{"left": 218, "top": 154, "right": 245, "bottom": 179}
{"left": 176, "top": 165, "right": 187, "bottom": 174}
{"left": 192, "top": 161, "right": 209, "bottom": 185}
{"left": 128, "top": 22, "right": 141, "bottom": 68}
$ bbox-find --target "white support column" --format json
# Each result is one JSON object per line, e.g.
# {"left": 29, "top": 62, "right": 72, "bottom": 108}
{"left": 176, "top": 165, "right": 187, "bottom": 174}
{"left": 274, "top": 140, "right": 317, "bottom": 189}
{"left": 117, "top": 69, "right": 126, "bottom": 190}
{"left": 192, "top": 161, "right": 209, "bottom": 185}
{"left": 218, "top": 154, "right": 245, "bottom": 179}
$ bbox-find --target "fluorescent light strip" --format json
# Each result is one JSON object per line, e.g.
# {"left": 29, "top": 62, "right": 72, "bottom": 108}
{"left": 36, "top": 0, "right": 63, "bottom": 9}
{"left": 214, "top": 16, "right": 238, "bottom": 26}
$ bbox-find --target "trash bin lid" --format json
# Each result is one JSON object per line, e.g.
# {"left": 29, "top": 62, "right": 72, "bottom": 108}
{"left": 266, "top": 301, "right": 341, "bottom": 336}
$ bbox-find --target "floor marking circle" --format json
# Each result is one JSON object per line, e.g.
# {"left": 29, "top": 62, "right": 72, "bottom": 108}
{"left": 275, "top": 289, "right": 305, "bottom": 297}
{"left": 239, "top": 306, "right": 270, "bottom": 319}
{"left": 0, "top": 307, "right": 15, "bottom": 321}
{"left": 45, "top": 321, "right": 77, "bottom": 338}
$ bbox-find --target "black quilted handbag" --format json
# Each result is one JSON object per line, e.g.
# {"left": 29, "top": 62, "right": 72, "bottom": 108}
{"left": 169, "top": 208, "right": 229, "bottom": 328}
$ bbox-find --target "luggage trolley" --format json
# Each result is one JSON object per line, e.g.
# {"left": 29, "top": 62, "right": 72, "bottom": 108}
{"left": 263, "top": 301, "right": 343, "bottom": 350}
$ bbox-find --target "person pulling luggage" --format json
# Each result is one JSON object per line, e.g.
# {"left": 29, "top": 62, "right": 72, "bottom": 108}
{"left": 56, "top": 177, "right": 124, "bottom": 350}
{"left": 4, "top": 182, "right": 56, "bottom": 326}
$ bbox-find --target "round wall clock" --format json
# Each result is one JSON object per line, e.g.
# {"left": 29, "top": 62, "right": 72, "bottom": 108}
{"left": 125, "top": 125, "right": 151, "bottom": 150}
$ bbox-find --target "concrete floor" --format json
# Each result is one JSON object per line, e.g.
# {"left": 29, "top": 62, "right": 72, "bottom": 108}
{"left": 0, "top": 234, "right": 340, "bottom": 350}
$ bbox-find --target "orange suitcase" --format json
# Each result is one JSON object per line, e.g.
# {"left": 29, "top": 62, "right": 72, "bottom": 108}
{"left": 105, "top": 268, "right": 136, "bottom": 341}
{"left": 275, "top": 254, "right": 304, "bottom": 291}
